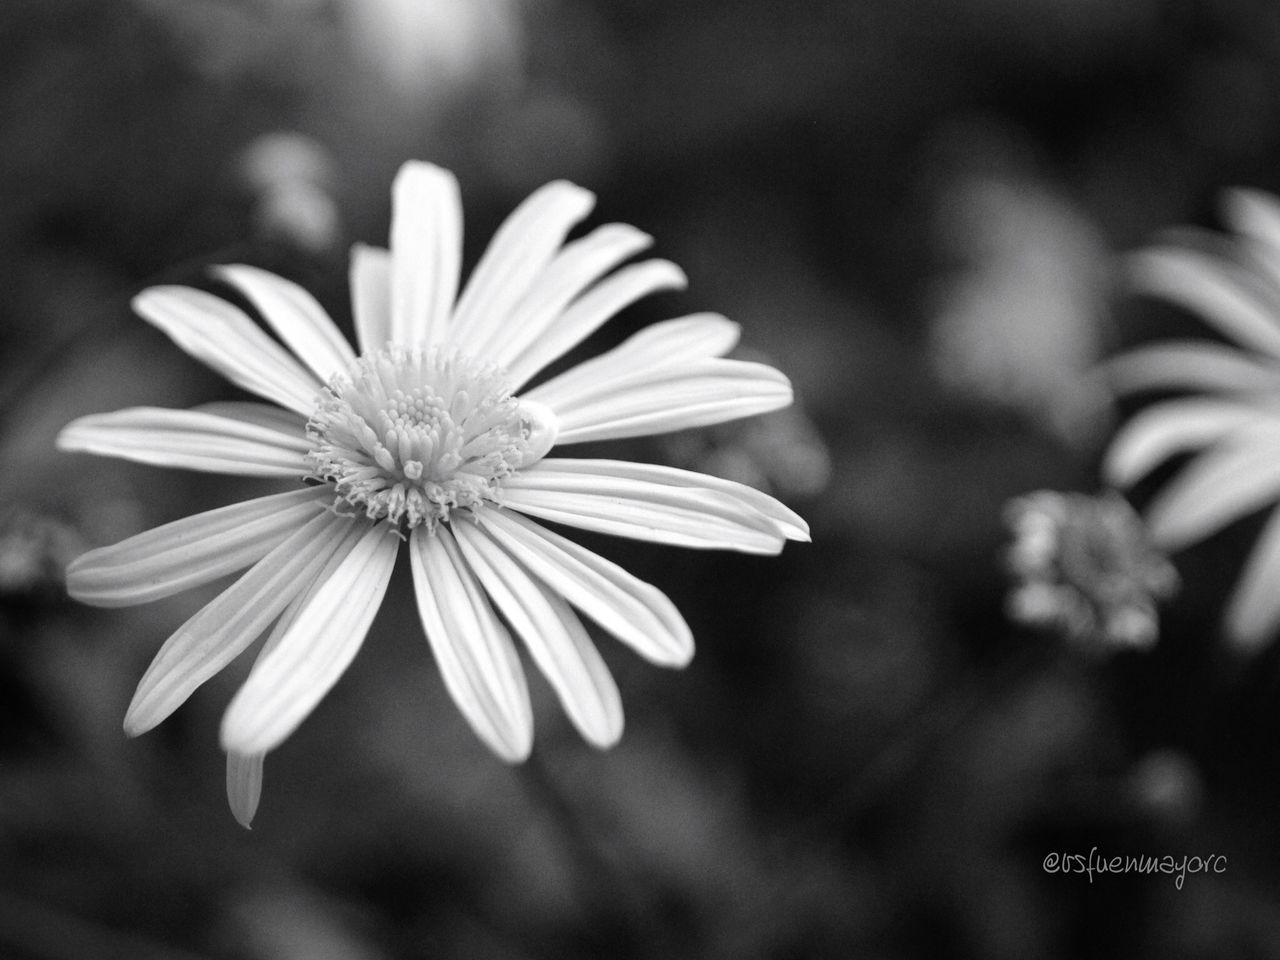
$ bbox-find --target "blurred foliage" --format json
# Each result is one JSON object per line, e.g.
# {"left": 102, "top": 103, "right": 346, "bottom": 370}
{"left": 5, "top": 0, "right": 1280, "bottom": 958}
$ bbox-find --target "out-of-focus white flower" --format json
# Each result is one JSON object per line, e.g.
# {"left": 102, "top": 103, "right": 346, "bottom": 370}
{"left": 1104, "top": 189, "right": 1280, "bottom": 651}
{"left": 58, "top": 161, "right": 807, "bottom": 826}
{"left": 1004, "top": 491, "right": 1178, "bottom": 652}
{"left": 238, "top": 132, "right": 342, "bottom": 254}
{"left": 928, "top": 166, "right": 1111, "bottom": 444}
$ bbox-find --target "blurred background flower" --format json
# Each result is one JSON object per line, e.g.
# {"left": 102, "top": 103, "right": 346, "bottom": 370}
{"left": 5, "top": 0, "right": 1280, "bottom": 958}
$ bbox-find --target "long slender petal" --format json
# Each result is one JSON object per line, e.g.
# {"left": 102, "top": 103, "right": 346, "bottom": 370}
{"left": 527, "top": 313, "right": 740, "bottom": 408}
{"left": 520, "top": 458, "right": 809, "bottom": 541}
{"left": 1225, "top": 189, "right": 1280, "bottom": 295}
{"left": 389, "top": 162, "right": 463, "bottom": 348}
{"left": 454, "top": 521, "right": 623, "bottom": 748}
{"left": 67, "top": 487, "right": 330, "bottom": 607}
{"left": 478, "top": 508, "right": 693, "bottom": 666}
{"left": 1223, "top": 505, "right": 1280, "bottom": 653}
{"left": 506, "top": 260, "right": 687, "bottom": 389}
{"left": 501, "top": 466, "right": 787, "bottom": 554}
{"left": 132, "top": 286, "right": 321, "bottom": 415}
{"left": 1104, "top": 340, "right": 1280, "bottom": 396}
{"left": 449, "top": 180, "right": 595, "bottom": 348}
{"left": 123, "top": 511, "right": 354, "bottom": 736}
{"left": 1103, "top": 398, "right": 1275, "bottom": 487}
{"left": 536, "top": 358, "right": 793, "bottom": 444}
{"left": 212, "top": 264, "right": 356, "bottom": 382}
{"left": 350, "top": 243, "right": 393, "bottom": 353}
{"left": 409, "top": 526, "right": 532, "bottom": 761}
{"left": 1127, "top": 247, "right": 1280, "bottom": 358}
{"left": 225, "top": 526, "right": 360, "bottom": 828}
{"left": 220, "top": 523, "right": 399, "bottom": 755}
{"left": 192, "top": 401, "right": 308, "bottom": 437}
{"left": 58, "top": 407, "right": 312, "bottom": 477}
{"left": 483, "top": 223, "right": 652, "bottom": 364}
{"left": 1146, "top": 427, "right": 1280, "bottom": 549}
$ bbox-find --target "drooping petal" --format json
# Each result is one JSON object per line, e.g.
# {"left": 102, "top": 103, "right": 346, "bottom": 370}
{"left": 1127, "top": 246, "right": 1280, "bottom": 358}
{"left": 1103, "top": 340, "right": 1280, "bottom": 396}
{"left": 211, "top": 264, "right": 356, "bottom": 382}
{"left": 132, "top": 286, "right": 321, "bottom": 415}
{"left": 482, "top": 223, "right": 652, "bottom": 364}
{"left": 501, "top": 464, "right": 788, "bottom": 554}
{"left": 453, "top": 521, "right": 623, "bottom": 748}
{"left": 192, "top": 401, "right": 308, "bottom": 437}
{"left": 225, "top": 524, "right": 360, "bottom": 828}
{"left": 350, "top": 243, "right": 393, "bottom": 353}
{"left": 220, "top": 523, "right": 399, "bottom": 755}
{"left": 1103, "top": 398, "right": 1275, "bottom": 488}
{"left": 449, "top": 180, "right": 595, "bottom": 348}
{"left": 225, "top": 750, "right": 264, "bottom": 830}
{"left": 123, "top": 511, "right": 355, "bottom": 737}
{"left": 477, "top": 508, "right": 693, "bottom": 666}
{"left": 505, "top": 259, "right": 688, "bottom": 389}
{"left": 389, "top": 162, "right": 463, "bottom": 348}
{"left": 67, "top": 486, "right": 330, "bottom": 607}
{"left": 533, "top": 358, "right": 793, "bottom": 444}
{"left": 58, "top": 407, "right": 312, "bottom": 477}
{"left": 1145, "top": 426, "right": 1280, "bottom": 550}
{"left": 521, "top": 458, "right": 809, "bottom": 541}
{"left": 527, "top": 313, "right": 740, "bottom": 408}
{"left": 409, "top": 526, "right": 532, "bottom": 761}
{"left": 1224, "top": 504, "right": 1280, "bottom": 653}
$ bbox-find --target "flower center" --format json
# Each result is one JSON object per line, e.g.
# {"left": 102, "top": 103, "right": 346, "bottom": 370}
{"left": 306, "top": 345, "right": 556, "bottom": 530}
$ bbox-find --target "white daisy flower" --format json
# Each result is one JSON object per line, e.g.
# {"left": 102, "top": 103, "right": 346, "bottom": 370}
{"left": 1104, "top": 189, "right": 1280, "bottom": 652}
{"left": 58, "top": 162, "right": 808, "bottom": 826}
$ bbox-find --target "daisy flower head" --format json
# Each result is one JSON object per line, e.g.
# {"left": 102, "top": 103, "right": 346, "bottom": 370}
{"left": 59, "top": 161, "right": 808, "bottom": 826}
{"left": 1104, "top": 189, "right": 1280, "bottom": 652}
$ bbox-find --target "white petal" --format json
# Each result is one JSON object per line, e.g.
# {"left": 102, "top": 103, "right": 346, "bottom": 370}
{"left": 389, "top": 162, "right": 463, "bottom": 348}
{"left": 1225, "top": 189, "right": 1280, "bottom": 294}
{"left": 1224, "top": 505, "right": 1280, "bottom": 652}
{"left": 225, "top": 528, "right": 359, "bottom": 828}
{"left": 58, "top": 407, "right": 311, "bottom": 477}
{"left": 220, "top": 523, "right": 399, "bottom": 755}
{"left": 1103, "top": 398, "right": 1275, "bottom": 487}
{"left": 506, "top": 259, "right": 687, "bottom": 389}
{"left": 226, "top": 751, "right": 264, "bottom": 830}
{"left": 449, "top": 180, "right": 595, "bottom": 348}
{"left": 1146, "top": 427, "right": 1280, "bottom": 549}
{"left": 1104, "top": 340, "right": 1280, "bottom": 396}
{"left": 350, "top": 243, "right": 393, "bottom": 353}
{"left": 501, "top": 464, "right": 787, "bottom": 554}
{"left": 132, "top": 286, "right": 321, "bottom": 415}
{"left": 521, "top": 458, "right": 809, "bottom": 541}
{"left": 409, "top": 526, "right": 532, "bottom": 761}
{"left": 483, "top": 223, "right": 653, "bottom": 364}
{"left": 526, "top": 313, "right": 740, "bottom": 408}
{"left": 453, "top": 522, "right": 623, "bottom": 748}
{"left": 1127, "top": 247, "right": 1280, "bottom": 358}
{"left": 478, "top": 508, "right": 693, "bottom": 666}
{"left": 123, "top": 511, "right": 354, "bottom": 736}
{"left": 191, "top": 401, "right": 308, "bottom": 437}
{"left": 536, "top": 358, "right": 793, "bottom": 444}
{"left": 67, "top": 486, "right": 330, "bottom": 607}
{"left": 212, "top": 264, "right": 356, "bottom": 382}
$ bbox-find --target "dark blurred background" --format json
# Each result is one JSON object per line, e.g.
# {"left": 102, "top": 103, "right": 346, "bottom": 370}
{"left": 3, "top": 0, "right": 1280, "bottom": 957}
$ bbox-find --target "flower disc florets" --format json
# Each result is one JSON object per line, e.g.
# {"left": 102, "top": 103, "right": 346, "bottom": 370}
{"left": 307, "top": 344, "right": 556, "bottom": 530}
